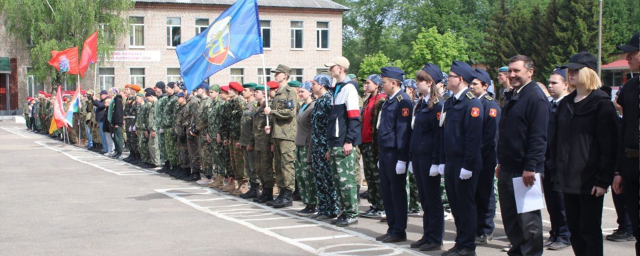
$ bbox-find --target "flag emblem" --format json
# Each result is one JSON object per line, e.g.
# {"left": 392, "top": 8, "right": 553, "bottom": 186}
{"left": 471, "top": 107, "right": 480, "bottom": 118}
{"left": 203, "top": 17, "right": 235, "bottom": 65}
{"left": 402, "top": 108, "right": 409, "bottom": 117}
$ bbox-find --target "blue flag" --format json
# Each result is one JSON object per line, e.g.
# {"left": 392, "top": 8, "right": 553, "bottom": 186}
{"left": 176, "top": 0, "right": 263, "bottom": 92}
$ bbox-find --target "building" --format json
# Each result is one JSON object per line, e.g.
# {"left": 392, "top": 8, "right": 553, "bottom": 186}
{"left": 0, "top": 0, "right": 349, "bottom": 114}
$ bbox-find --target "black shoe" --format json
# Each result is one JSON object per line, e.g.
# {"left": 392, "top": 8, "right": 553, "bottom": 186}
{"left": 291, "top": 190, "right": 301, "bottom": 201}
{"left": 410, "top": 238, "right": 428, "bottom": 248}
{"left": 296, "top": 205, "right": 317, "bottom": 216}
{"left": 606, "top": 229, "right": 635, "bottom": 242}
{"left": 254, "top": 188, "right": 273, "bottom": 203}
{"left": 547, "top": 242, "right": 571, "bottom": 250}
{"left": 267, "top": 189, "right": 283, "bottom": 206}
{"left": 453, "top": 247, "right": 476, "bottom": 256}
{"left": 359, "top": 190, "right": 369, "bottom": 199}
{"left": 376, "top": 234, "right": 390, "bottom": 241}
{"left": 240, "top": 182, "right": 259, "bottom": 199}
{"left": 185, "top": 173, "right": 200, "bottom": 182}
{"left": 419, "top": 243, "right": 443, "bottom": 251}
{"left": 544, "top": 239, "right": 555, "bottom": 247}
{"left": 442, "top": 246, "right": 458, "bottom": 256}
{"left": 382, "top": 235, "right": 406, "bottom": 243}
{"left": 335, "top": 215, "right": 357, "bottom": 227}
{"left": 272, "top": 189, "right": 293, "bottom": 208}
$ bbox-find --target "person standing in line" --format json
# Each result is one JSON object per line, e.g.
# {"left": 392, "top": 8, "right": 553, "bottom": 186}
{"left": 294, "top": 81, "right": 318, "bottom": 216}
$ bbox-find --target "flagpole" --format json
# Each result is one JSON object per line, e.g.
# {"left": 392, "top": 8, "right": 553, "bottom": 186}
{"left": 260, "top": 54, "right": 269, "bottom": 127}
{"left": 77, "top": 74, "right": 81, "bottom": 145}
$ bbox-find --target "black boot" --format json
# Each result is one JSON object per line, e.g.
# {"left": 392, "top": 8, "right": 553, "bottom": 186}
{"left": 185, "top": 171, "right": 200, "bottom": 182}
{"left": 240, "top": 182, "right": 259, "bottom": 199}
{"left": 266, "top": 188, "right": 282, "bottom": 206}
{"left": 157, "top": 161, "right": 171, "bottom": 173}
{"left": 357, "top": 185, "right": 361, "bottom": 203}
{"left": 255, "top": 188, "right": 273, "bottom": 203}
{"left": 272, "top": 189, "right": 293, "bottom": 208}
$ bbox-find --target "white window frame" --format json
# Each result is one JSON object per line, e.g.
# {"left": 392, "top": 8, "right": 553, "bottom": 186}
{"left": 316, "top": 21, "right": 330, "bottom": 50}
{"left": 290, "top": 68, "right": 304, "bottom": 82}
{"left": 166, "top": 17, "right": 181, "bottom": 48}
{"left": 25, "top": 67, "right": 39, "bottom": 97}
{"left": 260, "top": 20, "right": 271, "bottom": 50}
{"left": 316, "top": 68, "right": 329, "bottom": 75}
{"left": 99, "top": 67, "right": 115, "bottom": 90}
{"left": 129, "top": 67, "right": 145, "bottom": 88}
{"left": 195, "top": 18, "right": 209, "bottom": 36}
{"left": 167, "top": 67, "right": 182, "bottom": 83}
{"left": 129, "top": 16, "right": 144, "bottom": 48}
{"left": 257, "top": 68, "right": 272, "bottom": 85}
{"left": 230, "top": 68, "right": 245, "bottom": 84}
{"left": 290, "top": 21, "right": 304, "bottom": 50}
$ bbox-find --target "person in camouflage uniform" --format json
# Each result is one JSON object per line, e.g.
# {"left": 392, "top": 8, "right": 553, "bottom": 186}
{"left": 238, "top": 83, "right": 259, "bottom": 199}
{"left": 136, "top": 91, "right": 150, "bottom": 166}
{"left": 211, "top": 86, "right": 232, "bottom": 188}
{"left": 33, "top": 96, "right": 42, "bottom": 132}
{"left": 359, "top": 74, "right": 387, "bottom": 218}
{"left": 151, "top": 83, "right": 167, "bottom": 165}
{"left": 144, "top": 88, "right": 161, "bottom": 167}
{"left": 193, "top": 84, "right": 214, "bottom": 184}
{"left": 252, "top": 84, "right": 276, "bottom": 203}
{"left": 184, "top": 82, "right": 206, "bottom": 182}
{"left": 225, "top": 82, "right": 248, "bottom": 195}
{"left": 219, "top": 84, "right": 239, "bottom": 192}
{"left": 294, "top": 81, "right": 318, "bottom": 215}
{"left": 206, "top": 86, "right": 224, "bottom": 188}
{"left": 161, "top": 83, "right": 180, "bottom": 172}
{"left": 170, "top": 90, "right": 191, "bottom": 179}
{"left": 123, "top": 85, "right": 141, "bottom": 163}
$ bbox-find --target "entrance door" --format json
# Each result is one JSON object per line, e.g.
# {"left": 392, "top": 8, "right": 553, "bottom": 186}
{"left": 0, "top": 73, "right": 7, "bottom": 112}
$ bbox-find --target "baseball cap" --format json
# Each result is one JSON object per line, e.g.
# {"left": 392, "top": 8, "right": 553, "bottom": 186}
{"left": 561, "top": 52, "right": 597, "bottom": 71}
{"left": 324, "top": 56, "right": 350, "bottom": 69}
{"left": 617, "top": 32, "right": 639, "bottom": 53}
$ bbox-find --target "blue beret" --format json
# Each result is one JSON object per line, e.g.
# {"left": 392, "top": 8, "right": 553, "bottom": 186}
{"left": 175, "top": 92, "right": 185, "bottom": 98}
{"left": 551, "top": 66, "right": 567, "bottom": 81}
{"left": 367, "top": 74, "right": 382, "bottom": 87}
{"left": 403, "top": 79, "right": 417, "bottom": 89}
{"left": 381, "top": 67, "right": 405, "bottom": 81}
{"left": 421, "top": 63, "right": 444, "bottom": 84}
{"left": 498, "top": 66, "right": 509, "bottom": 73}
{"left": 195, "top": 82, "right": 210, "bottom": 91}
{"left": 300, "top": 81, "right": 313, "bottom": 92}
{"left": 313, "top": 74, "right": 332, "bottom": 88}
{"left": 450, "top": 61, "right": 475, "bottom": 84}
{"left": 474, "top": 68, "right": 492, "bottom": 85}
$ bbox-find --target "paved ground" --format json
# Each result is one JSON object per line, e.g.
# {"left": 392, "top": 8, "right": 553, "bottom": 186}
{"left": 0, "top": 121, "right": 636, "bottom": 256}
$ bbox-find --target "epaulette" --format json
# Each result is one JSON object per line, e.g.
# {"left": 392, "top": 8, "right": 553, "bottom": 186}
{"left": 484, "top": 94, "right": 494, "bottom": 101}
{"left": 433, "top": 97, "right": 440, "bottom": 104}
{"left": 466, "top": 92, "right": 475, "bottom": 99}
{"left": 396, "top": 95, "right": 403, "bottom": 103}
{"left": 253, "top": 102, "right": 258, "bottom": 107}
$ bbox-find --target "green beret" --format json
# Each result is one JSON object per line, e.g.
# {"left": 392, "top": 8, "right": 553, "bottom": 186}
{"left": 243, "top": 82, "right": 257, "bottom": 89}
{"left": 347, "top": 74, "right": 357, "bottom": 79}
{"left": 210, "top": 84, "right": 221, "bottom": 93}
{"left": 136, "top": 92, "right": 145, "bottom": 97}
{"left": 287, "top": 80, "right": 301, "bottom": 87}
{"left": 254, "top": 85, "right": 268, "bottom": 91}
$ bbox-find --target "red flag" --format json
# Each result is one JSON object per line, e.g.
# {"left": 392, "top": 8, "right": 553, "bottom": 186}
{"left": 79, "top": 31, "right": 98, "bottom": 77}
{"left": 48, "top": 47, "right": 79, "bottom": 75}
{"left": 52, "top": 86, "right": 71, "bottom": 130}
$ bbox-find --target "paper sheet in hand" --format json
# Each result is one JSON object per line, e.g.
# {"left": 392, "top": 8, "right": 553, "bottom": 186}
{"left": 512, "top": 173, "right": 545, "bottom": 214}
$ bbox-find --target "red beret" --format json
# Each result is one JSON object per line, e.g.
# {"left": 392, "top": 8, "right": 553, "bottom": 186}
{"left": 229, "top": 82, "right": 243, "bottom": 92}
{"left": 267, "top": 81, "right": 280, "bottom": 90}
{"left": 220, "top": 85, "right": 230, "bottom": 92}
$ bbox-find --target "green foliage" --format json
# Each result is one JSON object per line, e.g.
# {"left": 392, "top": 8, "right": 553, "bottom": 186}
{"left": 403, "top": 27, "right": 469, "bottom": 76}
{"left": 357, "top": 52, "right": 394, "bottom": 79}
{"left": 1, "top": 0, "right": 133, "bottom": 91}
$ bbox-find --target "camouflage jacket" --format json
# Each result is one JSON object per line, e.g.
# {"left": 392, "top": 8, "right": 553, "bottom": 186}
{"left": 269, "top": 85, "right": 297, "bottom": 141}
{"left": 146, "top": 101, "right": 157, "bottom": 133}
{"left": 239, "top": 99, "right": 258, "bottom": 146}
{"left": 194, "top": 96, "right": 213, "bottom": 135}
{"left": 174, "top": 103, "right": 187, "bottom": 137}
{"left": 228, "top": 96, "right": 246, "bottom": 141}
{"left": 162, "top": 95, "right": 178, "bottom": 129}
{"left": 252, "top": 100, "right": 271, "bottom": 150}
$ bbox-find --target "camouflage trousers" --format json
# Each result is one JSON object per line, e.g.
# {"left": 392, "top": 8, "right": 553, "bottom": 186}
{"left": 407, "top": 172, "right": 421, "bottom": 211}
{"left": 255, "top": 146, "right": 275, "bottom": 189}
{"left": 229, "top": 140, "right": 246, "bottom": 181}
{"left": 187, "top": 136, "right": 201, "bottom": 171}
{"left": 360, "top": 143, "right": 384, "bottom": 210}
{"left": 243, "top": 146, "right": 258, "bottom": 183}
{"left": 138, "top": 132, "right": 149, "bottom": 163}
{"left": 211, "top": 141, "right": 227, "bottom": 176}
{"left": 92, "top": 123, "right": 102, "bottom": 145}
{"left": 312, "top": 145, "right": 339, "bottom": 216}
{"left": 147, "top": 133, "right": 161, "bottom": 166}
{"left": 158, "top": 129, "right": 166, "bottom": 163}
{"left": 176, "top": 135, "right": 190, "bottom": 169}
{"left": 295, "top": 146, "right": 317, "bottom": 206}
{"left": 273, "top": 139, "right": 296, "bottom": 191}
{"left": 217, "top": 141, "right": 231, "bottom": 177}
{"left": 199, "top": 136, "right": 212, "bottom": 176}
{"left": 127, "top": 131, "right": 138, "bottom": 155}
{"left": 164, "top": 129, "right": 179, "bottom": 167}
{"left": 329, "top": 147, "right": 359, "bottom": 218}
{"left": 355, "top": 146, "right": 362, "bottom": 185}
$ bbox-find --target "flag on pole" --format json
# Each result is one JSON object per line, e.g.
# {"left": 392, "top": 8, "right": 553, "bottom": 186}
{"left": 48, "top": 47, "right": 79, "bottom": 75}
{"left": 79, "top": 31, "right": 98, "bottom": 78}
{"left": 176, "top": 0, "right": 263, "bottom": 92}
{"left": 64, "top": 84, "right": 82, "bottom": 127}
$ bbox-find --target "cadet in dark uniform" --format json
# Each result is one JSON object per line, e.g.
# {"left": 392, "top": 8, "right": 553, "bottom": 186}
{"left": 440, "top": 60, "right": 483, "bottom": 256}
{"left": 375, "top": 67, "right": 412, "bottom": 243}
{"left": 469, "top": 68, "right": 501, "bottom": 245}
{"left": 408, "top": 63, "right": 445, "bottom": 252}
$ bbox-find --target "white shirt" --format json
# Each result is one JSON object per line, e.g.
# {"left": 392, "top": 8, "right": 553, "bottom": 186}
{"left": 453, "top": 88, "right": 467, "bottom": 100}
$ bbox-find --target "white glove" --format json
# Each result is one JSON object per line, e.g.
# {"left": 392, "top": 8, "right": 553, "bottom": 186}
{"left": 459, "top": 168, "right": 473, "bottom": 180}
{"left": 408, "top": 162, "right": 413, "bottom": 174}
{"left": 438, "top": 164, "right": 445, "bottom": 175}
{"left": 159, "top": 128, "right": 164, "bottom": 134}
{"left": 377, "top": 161, "right": 380, "bottom": 169}
{"left": 395, "top": 161, "right": 407, "bottom": 175}
{"left": 132, "top": 125, "right": 136, "bottom": 132}
{"left": 128, "top": 126, "right": 132, "bottom": 132}
{"left": 429, "top": 165, "right": 439, "bottom": 177}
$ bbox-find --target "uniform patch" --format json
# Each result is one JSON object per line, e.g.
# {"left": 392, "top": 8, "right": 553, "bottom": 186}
{"left": 286, "top": 100, "right": 294, "bottom": 109}
{"left": 402, "top": 108, "right": 409, "bottom": 117}
{"left": 484, "top": 95, "right": 494, "bottom": 101}
{"left": 489, "top": 108, "right": 497, "bottom": 118}
{"left": 396, "top": 95, "right": 403, "bottom": 103}
{"left": 466, "top": 92, "right": 475, "bottom": 99}
{"left": 436, "top": 111, "right": 441, "bottom": 120}
{"left": 471, "top": 107, "right": 480, "bottom": 118}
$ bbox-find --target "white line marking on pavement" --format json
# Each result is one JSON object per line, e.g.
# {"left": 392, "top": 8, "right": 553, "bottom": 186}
{"left": 188, "top": 198, "right": 230, "bottom": 202}
{"left": 294, "top": 235, "right": 353, "bottom": 242}
{"left": 1, "top": 127, "right": 35, "bottom": 138}
{"left": 264, "top": 224, "right": 321, "bottom": 230}
{"left": 242, "top": 217, "right": 292, "bottom": 222}
{"left": 317, "top": 243, "right": 403, "bottom": 256}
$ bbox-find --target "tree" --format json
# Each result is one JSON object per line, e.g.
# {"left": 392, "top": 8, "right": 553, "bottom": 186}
{"left": 1, "top": 0, "right": 133, "bottom": 90}
{"left": 403, "top": 27, "right": 469, "bottom": 76}
{"left": 482, "top": 0, "right": 529, "bottom": 77}
{"left": 357, "top": 52, "right": 396, "bottom": 79}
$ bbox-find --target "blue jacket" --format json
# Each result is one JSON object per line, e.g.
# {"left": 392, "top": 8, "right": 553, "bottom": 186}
{"left": 479, "top": 94, "right": 501, "bottom": 167}
{"left": 409, "top": 96, "right": 444, "bottom": 166}
{"left": 497, "top": 81, "right": 550, "bottom": 173}
{"left": 440, "top": 88, "right": 483, "bottom": 172}
{"left": 377, "top": 90, "right": 413, "bottom": 162}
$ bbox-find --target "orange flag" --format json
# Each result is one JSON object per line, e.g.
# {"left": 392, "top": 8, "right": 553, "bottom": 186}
{"left": 79, "top": 31, "right": 98, "bottom": 77}
{"left": 48, "top": 47, "right": 79, "bottom": 75}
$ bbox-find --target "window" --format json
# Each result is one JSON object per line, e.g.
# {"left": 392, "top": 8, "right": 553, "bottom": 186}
{"left": 230, "top": 68, "right": 244, "bottom": 84}
{"left": 64, "top": 80, "right": 77, "bottom": 91}
{"left": 100, "top": 23, "right": 114, "bottom": 43}
{"left": 290, "top": 68, "right": 304, "bottom": 82}
{"left": 26, "top": 67, "right": 43, "bottom": 97}
{"left": 167, "top": 17, "right": 181, "bottom": 47}
{"left": 260, "top": 20, "right": 271, "bottom": 49}
{"left": 257, "top": 68, "right": 272, "bottom": 85}
{"left": 290, "top": 21, "right": 303, "bottom": 49}
{"left": 167, "top": 68, "right": 182, "bottom": 83}
{"left": 195, "top": 18, "right": 209, "bottom": 35}
{"left": 317, "top": 22, "right": 329, "bottom": 49}
{"left": 129, "top": 17, "right": 144, "bottom": 47}
{"left": 99, "top": 68, "right": 115, "bottom": 90}
{"left": 130, "top": 68, "right": 145, "bottom": 88}
{"left": 316, "top": 68, "right": 329, "bottom": 75}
